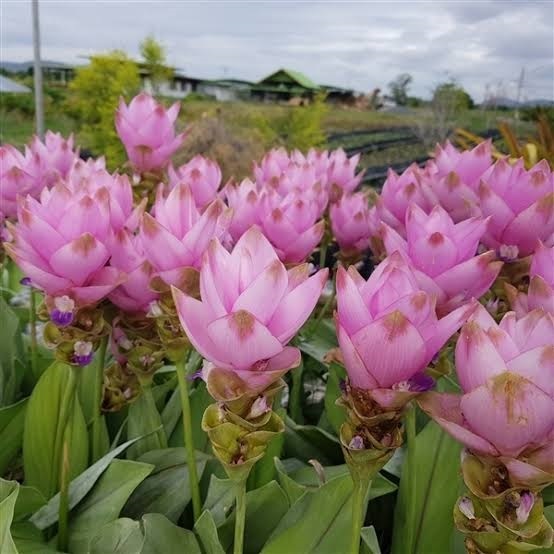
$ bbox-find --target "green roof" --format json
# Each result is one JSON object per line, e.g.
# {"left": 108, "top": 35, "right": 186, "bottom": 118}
{"left": 258, "top": 68, "right": 320, "bottom": 90}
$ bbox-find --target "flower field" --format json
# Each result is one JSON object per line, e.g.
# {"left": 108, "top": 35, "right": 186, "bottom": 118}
{"left": 0, "top": 92, "right": 553, "bottom": 554}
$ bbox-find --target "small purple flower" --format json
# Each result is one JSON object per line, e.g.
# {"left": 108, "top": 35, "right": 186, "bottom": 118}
{"left": 72, "top": 340, "right": 94, "bottom": 366}
{"left": 249, "top": 396, "right": 270, "bottom": 418}
{"left": 20, "top": 277, "right": 33, "bottom": 287}
{"left": 498, "top": 244, "right": 519, "bottom": 262}
{"left": 51, "top": 295, "right": 75, "bottom": 327}
{"left": 458, "top": 496, "right": 475, "bottom": 520}
{"left": 393, "top": 373, "right": 435, "bottom": 393}
{"left": 348, "top": 435, "right": 365, "bottom": 450}
{"left": 516, "top": 491, "right": 534, "bottom": 524}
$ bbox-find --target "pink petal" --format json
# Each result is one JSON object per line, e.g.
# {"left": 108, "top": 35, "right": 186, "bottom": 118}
{"left": 381, "top": 224, "right": 408, "bottom": 257}
{"left": 207, "top": 311, "right": 283, "bottom": 370}
{"left": 528, "top": 276, "right": 554, "bottom": 315}
{"left": 512, "top": 309, "right": 554, "bottom": 352}
{"left": 507, "top": 345, "right": 554, "bottom": 398}
{"left": 335, "top": 265, "right": 372, "bottom": 336}
{"left": 351, "top": 311, "right": 427, "bottom": 388}
{"left": 418, "top": 392, "right": 499, "bottom": 456}
{"left": 281, "top": 220, "right": 325, "bottom": 263}
{"left": 72, "top": 267, "right": 124, "bottom": 305}
{"left": 267, "top": 268, "right": 328, "bottom": 343}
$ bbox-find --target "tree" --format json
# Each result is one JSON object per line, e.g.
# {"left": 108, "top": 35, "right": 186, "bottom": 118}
{"left": 387, "top": 73, "right": 413, "bottom": 106}
{"left": 68, "top": 51, "right": 140, "bottom": 166}
{"left": 139, "top": 35, "right": 173, "bottom": 95}
{"left": 432, "top": 81, "right": 474, "bottom": 112}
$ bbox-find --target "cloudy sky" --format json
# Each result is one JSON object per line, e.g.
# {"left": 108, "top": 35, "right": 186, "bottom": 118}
{"left": 2, "top": 0, "right": 553, "bottom": 101}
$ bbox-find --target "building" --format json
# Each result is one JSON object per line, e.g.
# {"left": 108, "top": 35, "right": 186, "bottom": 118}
{"left": 251, "top": 68, "right": 320, "bottom": 102}
{"left": 139, "top": 67, "right": 202, "bottom": 99}
{"left": 0, "top": 60, "right": 74, "bottom": 85}
{"left": 197, "top": 79, "right": 254, "bottom": 101}
{"left": 0, "top": 75, "right": 31, "bottom": 94}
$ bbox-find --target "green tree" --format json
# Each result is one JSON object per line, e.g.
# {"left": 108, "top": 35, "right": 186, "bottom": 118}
{"left": 68, "top": 51, "right": 140, "bottom": 167}
{"left": 387, "top": 73, "right": 412, "bottom": 106}
{"left": 140, "top": 35, "right": 173, "bottom": 95}
{"left": 432, "top": 81, "right": 474, "bottom": 112}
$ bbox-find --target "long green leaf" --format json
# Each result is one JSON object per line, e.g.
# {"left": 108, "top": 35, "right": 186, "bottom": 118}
{"left": 31, "top": 435, "right": 147, "bottom": 529}
{"left": 0, "top": 479, "right": 19, "bottom": 554}
{"left": 66, "top": 459, "right": 153, "bottom": 552}
{"left": 88, "top": 518, "right": 144, "bottom": 554}
{"left": 23, "top": 361, "right": 88, "bottom": 499}
{"left": 194, "top": 511, "right": 225, "bottom": 554}
{"left": 141, "top": 513, "right": 201, "bottom": 554}
{"left": 0, "top": 297, "right": 24, "bottom": 406}
{"left": 0, "top": 397, "right": 27, "bottom": 475}
{"left": 391, "top": 419, "right": 462, "bottom": 554}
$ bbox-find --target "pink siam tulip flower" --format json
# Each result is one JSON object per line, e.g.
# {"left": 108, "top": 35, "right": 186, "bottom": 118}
{"left": 330, "top": 192, "right": 373, "bottom": 255}
{"left": 4, "top": 183, "right": 125, "bottom": 314}
{"left": 291, "top": 148, "right": 330, "bottom": 182}
{"left": 0, "top": 145, "right": 43, "bottom": 217}
{"left": 428, "top": 140, "right": 493, "bottom": 189}
{"left": 507, "top": 242, "right": 554, "bottom": 317}
{"left": 224, "top": 179, "right": 261, "bottom": 243}
{"left": 140, "top": 183, "right": 232, "bottom": 286}
{"left": 420, "top": 305, "right": 554, "bottom": 484}
{"left": 375, "top": 163, "right": 434, "bottom": 236}
{"left": 115, "top": 93, "right": 187, "bottom": 173}
{"left": 168, "top": 155, "right": 222, "bottom": 210}
{"left": 382, "top": 204, "right": 502, "bottom": 313}
{"left": 257, "top": 189, "right": 325, "bottom": 264}
{"left": 253, "top": 148, "right": 292, "bottom": 186}
{"left": 108, "top": 229, "right": 158, "bottom": 313}
{"left": 172, "top": 228, "right": 328, "bottom": 393}
{"left": 326, "top": 148, "right": 364, "bottom": 199}
{"left": 28, "top": 131, "right": 79, "bottom": 183}
{"left": 477, "top": 158, "right": 554, "bottom": 257}
{"left": 335, "top": 253, "right": 474, "bottom": 408}
{"left": 66, "top": 156, "right": 106, "bottom": 184}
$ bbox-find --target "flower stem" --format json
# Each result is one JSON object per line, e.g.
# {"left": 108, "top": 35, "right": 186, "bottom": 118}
{"left": 289, "top": 357, "right": 304, "bottom": 423}
{"left": 29, "top": 287, "right": 38, "bottom": 378}
{"left": 350, "top": 477, "right": 371, "bottom": 554}
{"left": 91, "top": 336, "right": 108, "bottom": 462}
{"left": 233, "top": 478, "right": 247, "bottom": 554}
{"left": 176, "top": 352, "right": 202, "bottom": 522}
{"left": 57, "top": 367, "right": 79, "bottom": 553}
{"left": 405, "top": 403, "right": 417, "bottom": 553}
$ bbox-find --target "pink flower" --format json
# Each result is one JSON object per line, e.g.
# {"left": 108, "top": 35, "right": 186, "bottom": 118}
{"left": 28, "top": 131, "right": 79, "bottom": 183}
{"left": 0, "top": 145, "right": 43, "bottom": 217}
{"left": 330, "top": 192, "right": 373, "bottom": 255}
{"left": 224, "top": 179, "right": 261, "bottom": 242}
{"left": 335, "top": 253, "right": 474, "bottom": 408}
{"left": 253, "top": 148, "right": 292, "bottom": 186}
{"left": 420, "top": 305, "right": 554, "bottom": 483}
{"left": 172, "top": 228, "right": 328, "bottom": 392}
{"left": 168, "top": 155, "right": 222, "bottom": 210}
{"left": 5, "top": 183, "right": 124, "bottom": 310}
{"left": 115, "top": 93, "right": 187, "bottom": 173}
{"left": 257, "top": 189, "right": 325, "bottom": 264}
{"left": 507, "top": 242, "right": 554, "bottom": 317}
{"left": 108, "top": 229, "right": 158, "bottom": 313}
{"left": 477, "top": 159, "right": 554, "bottom": 257}
{"left": 291, "top": 148, "right": 330, "bottom": 182}
{"left": 326, "top": 148, "right": 364, "bottom": 197}
{"left": 140, "top": 183, "right": 231, "bottom": 286}
{"left": 376, "top": 164, "right": 433, "bottom": 236}
{"left": 382, "top": 204, "right": 502, "bottom": 313}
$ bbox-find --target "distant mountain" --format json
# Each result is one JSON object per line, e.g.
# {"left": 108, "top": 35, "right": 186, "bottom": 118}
{"left": 0, "top": 60, "right": 74, "bottom": 72}
{"left": 482, "top": 96, "right": 554, "bottom": 108}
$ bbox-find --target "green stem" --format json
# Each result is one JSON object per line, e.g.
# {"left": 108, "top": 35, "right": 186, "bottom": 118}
{"left": 176, "top": 353, "right": 202, "bottom": 522}
{"left": 91, "top": 336, "right": 108, "bottom": 462}
{"left": 233, "top": 478, "right": 247, "bottom": 554}
{"left": 350, "top": 477, "right": 371, "bottom": 554}
{"left": 29, "top": 288, "right": 38, "bottom": 378}
{"left": 405, "top": 403, "right": 417, "bottom": 553}
{"left": 57, "top": 367, "right": 79, "bottom": 553}
{"left": 141, "top": 379, "right": 168, "bottom": 449}
{"left": 289, "top": 357, "right": 304, "bottom": 423}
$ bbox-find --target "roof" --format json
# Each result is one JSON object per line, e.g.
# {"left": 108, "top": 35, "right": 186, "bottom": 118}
{"left": 0, "top": 75, "right": 31, "bottom": 93}
{"left": 258, "top": 68, "right": 320, "bottom": 90}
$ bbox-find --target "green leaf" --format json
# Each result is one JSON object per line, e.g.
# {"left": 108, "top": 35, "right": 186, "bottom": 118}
{"left": 361, "top": 526, "right": 382, "bottom": 554}
{"left": 283, "top": 416, "right": 343, "bottom": 465}
{"left": 88, "top": 518, "right": 144, "bottom": 554}
{"left": 123, "top": 448, "right": 209, "bottom": 523}
{"left": 127, "top": 385, "right": 166, "bottom": 459}
{"left": 23, "top": 362, "right": 88, "bottom": 499}
{"left": 141, "top": 513, "right": 201, "bottom": 554}
{"left": 31, "top": 435, "right": 147, "bottom": 530}
{"left": 298, "top": 318, "right": 337, "bottom": 363}
{"left": 219, "top": 481, "right": 289, "bottom": 554}
{"left": 0, "top": 479, "right": 19, "bottom": 554}
{"left": 544, "top": 485, "right": 554, "bottom": 506}
{"left": 322, "top": 363, "right": 346, "bottom": 435}
{"left": 0, "top": 297, "right": 25, "bottom": 406}
{"left": 274, "top": 458, "right": 306, "bottom": 505}
{"left": 13, "top": 485, "right": 46, "bottom": 522}
{"left": 391, "top": 419, "right": 462, "bottom": 554}
{"left": 543, "top": 506, "right": 554, "bottom": 554}
{"left": 194, "top": 510, "right": 225, "bottom": 554}
{"left": 0, "top": 397, "right": 27, "bottom": 475}
{"left": 202, "top": 475, "right": 235, "bottom": 527}
{"left": 12, "top": 521, "right": 59, "bottom": 554}
{"left": 66, "top": 459, "right": 153, "bottom": 552}
{"left": 261, "top": 473, "right": 355, "bottom": 554}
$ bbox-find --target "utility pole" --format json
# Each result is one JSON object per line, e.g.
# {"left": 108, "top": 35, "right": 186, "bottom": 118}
{"left": 31, "top": 0, "right": 44, "bottom": 139}
{"left": 514, "top": 67, "right": 525, "bottom": 121}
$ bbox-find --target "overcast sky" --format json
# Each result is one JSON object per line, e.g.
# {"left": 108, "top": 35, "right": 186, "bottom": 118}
{"left": 2, "top": 0, "right": 553, "bottom": 101}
